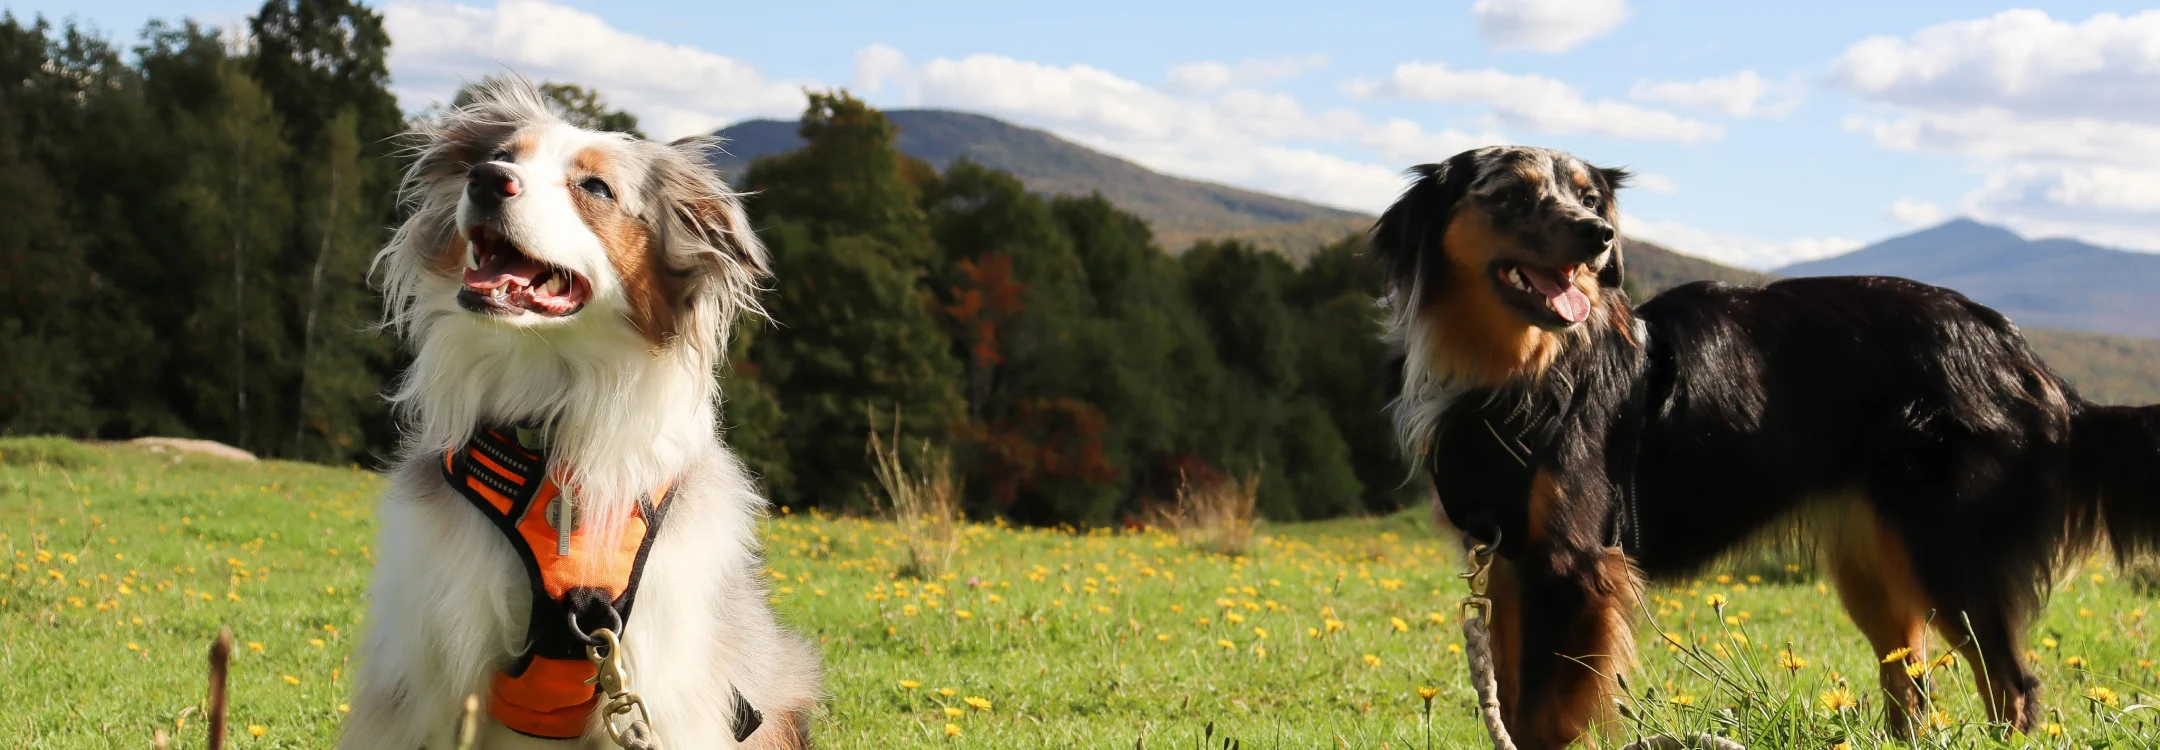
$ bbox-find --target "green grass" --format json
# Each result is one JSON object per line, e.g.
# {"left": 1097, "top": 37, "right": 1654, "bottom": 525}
{"left": 4, "top": 437, "right": 2157, "bottom": 748}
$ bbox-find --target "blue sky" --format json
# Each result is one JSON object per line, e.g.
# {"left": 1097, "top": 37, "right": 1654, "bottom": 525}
{"left": 23, "top": 1, "right": 2160, "bottom": 268}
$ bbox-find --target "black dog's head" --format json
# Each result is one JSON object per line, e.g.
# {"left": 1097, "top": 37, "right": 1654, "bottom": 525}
{"left": 1371, "top": 146, "right": 1631, "bottom": 390}
{"left": 1373, "top": 146, "right": 1630, "bottom": 331}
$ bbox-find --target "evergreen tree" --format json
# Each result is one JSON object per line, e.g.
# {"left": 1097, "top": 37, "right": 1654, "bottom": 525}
{"left": 742, "top": 91, "right": 965, "bottom": 509}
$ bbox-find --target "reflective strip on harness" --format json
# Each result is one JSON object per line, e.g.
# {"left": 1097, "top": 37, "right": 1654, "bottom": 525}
{"left": 443, "top": 428, "right": 671, "bottom": 740}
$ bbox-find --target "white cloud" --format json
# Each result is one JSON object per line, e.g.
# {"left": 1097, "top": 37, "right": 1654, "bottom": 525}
{"left": 1623, "top": 213, "right": 1862, "bottom": 270}
{"left": 1629, "top": 172, "right": 1677, "bottom": 194}
{"left": 1888, "top": 199, "right": 1943, "bottom": 227}
{"left": 1165, "top": 54, "right": 1329, "bottom": 93}
{"left": 1829, "top": 10, "right": 2160, "bottom": 252}
{"left": 1831, "top": 9, "right": 2160, "bottom": 122}
{"left": 868, "top": 48, "right": 1503, "bottom": 211}
{"left": 1472, "top": 0, "right": 1630, "bottom": 53}
{"left": 853, "top": 43, "right": 910, "bottom": 94}
{"left": 1630, "top": 70, "right": 1799, "bottom": 118}
{"left": 382, "top": 0, "right": 806, "bottom": 138}
{"left": 1346, "top": 62, "right": 1722, "bottom": 142}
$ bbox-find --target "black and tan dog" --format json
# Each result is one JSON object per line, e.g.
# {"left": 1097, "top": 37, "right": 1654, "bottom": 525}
{"left": 1374, "top": 145, "right": 2160, "bottom": 748}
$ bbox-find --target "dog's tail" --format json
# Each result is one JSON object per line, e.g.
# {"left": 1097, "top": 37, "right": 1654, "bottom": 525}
{"left": 2069, "top": 403, "right": 2160, "bottom": 563}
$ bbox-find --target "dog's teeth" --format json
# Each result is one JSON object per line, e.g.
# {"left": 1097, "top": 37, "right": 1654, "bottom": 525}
{"left": 464, "top": 242, "right": 479, "bottom": 271}
{"left": 491, "top": 286, "right": 506, "bottom": 300}
{"left": 547, "top": 275, "right": 566, "bottom": 295}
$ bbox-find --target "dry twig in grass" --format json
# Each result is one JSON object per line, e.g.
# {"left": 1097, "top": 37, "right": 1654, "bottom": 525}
{"left": 1157, "top": 470, "right": 1260, "bottom": 557}
{"left": 866, "top": 409, "right": 961, "bottom": 579}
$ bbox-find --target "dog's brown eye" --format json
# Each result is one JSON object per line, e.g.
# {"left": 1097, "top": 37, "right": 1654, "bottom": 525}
{"left": 579, "top": 177, "right": 615, "bottom": 201}
{"left": 1582, "top": 193, "right": 1602, "bottom": 209}
{"left": 490, "top": 149, "right": 511, "bottom": 163}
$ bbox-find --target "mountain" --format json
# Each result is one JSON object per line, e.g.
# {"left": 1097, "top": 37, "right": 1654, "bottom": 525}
{"left": 709, "top": 110, "right": 1369, "bottom": 256}
{"left": 1777, "top": 218, "right": 2160, "bottom": 339}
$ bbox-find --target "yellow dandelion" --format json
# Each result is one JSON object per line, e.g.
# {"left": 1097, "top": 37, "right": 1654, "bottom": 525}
{"left": 1306, "top": 627, "right": 1320, "bottom": 638}
{"left": 1447, "top": 643, "right": 1463, "bottom": 655}
{"left": 248, "top": 725, "right": 267, "bottom": 738}
{"left": 2063, "top": 655, "right": 2086, "bottom": 668}
{"left": 1904, "top": 661, "right": 1927, "bottom": 679}
{"left": 1705, "top": 593, "right": 1727, "bottom": 608}
{"left": 2045, "top": 722, "right": 2063, "bottom": 737}
{"left": 1156, "top": 633, "right": 1170, "bottom": 642}
{"left": 1820, "top": 687, "right": 1858, "bottom": 713}
{"left": 1390, "top": 616, "right": 1410, "bottom": 633}
{"left": 2039, "top": 636, "right": 2058, "bottom": 649}
{"left": 955, "top": 610, "right": 973, "bottom": 620}
{"left": 2087, "top": 686, "right": 2119, "bottom": 705}
{"left": 1670, "top": 694, "right": 1696, "bottom": 706}
{"left": 1217, "top": 638, "right": 1235, "bottom": 649}
{"left": 942, "top": 706, "right": 964, "bottom": 718}
{"left": 1881, "top": 647, "right": 1912, "bottom": 664}
{"left": 899, "top": 680, "right": 921, "bottom": 690}
{"left": 963, "top": 696, "right": 991, "bottom": 711}
{"left": 1778, "top": 650, "right": 1807, "bottom": 671}
{"left": 125, "top": 642, "right": 141, "bottom": 652}
{"left": 1252, "top": 627, "right": 1267, "bottom": 639}
{"left": 939, "top": 688, "right": 956, "bottom": 697}
{"left": 1362, "top": 653, "right": 1381, "bottom": 667}
{"left": 310, "top": 638, "right": 326, "bottom": 648}
{"left": 338, "top": 703, "right": 350, "bottom": 713}
{"left": 1324, "top": 618, "right": 1344, "bottom": 633}
{"left": 282, "top": 675, "right": 299, "bottom": 685}
{"left": 1416, "top": 686, "right": 1440, "bottom": 701}
{"left": 943, "top": 722, "right": 961, "bottom": 737}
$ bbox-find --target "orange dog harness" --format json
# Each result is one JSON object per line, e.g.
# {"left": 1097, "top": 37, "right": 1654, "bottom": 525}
{"left": 443, "top": 427, "right": 762, "bottom": 741}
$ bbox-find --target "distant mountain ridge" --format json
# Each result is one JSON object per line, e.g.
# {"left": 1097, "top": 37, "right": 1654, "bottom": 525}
{"left": 1777, "top": 218, "right": 2160, "bottom": 339}
{"left": 710, "top": 110, "right": 1369, "bottom": 256}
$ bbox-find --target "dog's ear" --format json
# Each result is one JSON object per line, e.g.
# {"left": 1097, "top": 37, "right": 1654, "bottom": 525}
{"left": 1595, "top": 166, "right": 1631, "bottom": 291}
{"left": 1370, "top": 151, "right": 1480, "bottom": 296}
{"left": 637, "top": 136, "right": 772, "bottom": 354}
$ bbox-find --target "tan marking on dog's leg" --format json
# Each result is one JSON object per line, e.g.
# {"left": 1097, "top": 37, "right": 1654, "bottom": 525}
{"left": 1823, "top": 500, "right": 1933, "bottom": 738}
{"left": 1515, "top": 550, "right": 1638, "bottom": 750}
{"left": 740, "top": 702, "right": 815, "bottom": 750}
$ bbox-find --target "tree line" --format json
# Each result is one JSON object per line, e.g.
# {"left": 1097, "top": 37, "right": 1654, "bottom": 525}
{"left": 0, "top": 3, "right": 1415, "bottom": 523}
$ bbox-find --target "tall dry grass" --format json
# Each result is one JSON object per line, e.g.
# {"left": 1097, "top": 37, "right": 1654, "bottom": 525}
{"left": 866, "top": 413, "right": 961, "bottom": 579}
{"left": 1154, "top": 470, "right": 1261, "bottom": 557}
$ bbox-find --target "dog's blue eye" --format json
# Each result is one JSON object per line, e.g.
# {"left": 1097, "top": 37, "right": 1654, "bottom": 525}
{"left": 579, "top": 178, "right": 614, "bottom": 201}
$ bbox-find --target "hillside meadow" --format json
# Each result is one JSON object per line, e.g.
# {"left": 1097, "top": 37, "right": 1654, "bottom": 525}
{"left": 3, "top": 438, "right": 2157, "bottom": 748}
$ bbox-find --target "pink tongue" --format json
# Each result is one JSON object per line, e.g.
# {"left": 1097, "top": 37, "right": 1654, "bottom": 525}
{"left": 463, "top": 248, "right": 548, "bottom": 290}
{"left": 1522, "top": 267, "right": 1592, "bottom": 324}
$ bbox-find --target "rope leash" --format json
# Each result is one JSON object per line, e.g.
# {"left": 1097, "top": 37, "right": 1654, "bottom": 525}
{"left": 1455, "top": 539, "right": 1743, "bottom": 750}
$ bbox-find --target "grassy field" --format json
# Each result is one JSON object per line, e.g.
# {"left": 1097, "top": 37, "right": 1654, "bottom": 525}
{"left": 3, "top": 437, "right": 2156, "bottom": 748}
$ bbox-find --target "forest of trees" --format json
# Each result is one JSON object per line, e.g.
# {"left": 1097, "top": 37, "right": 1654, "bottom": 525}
{"left": 0, "top": 2, "right": 1413, "bottom": 524}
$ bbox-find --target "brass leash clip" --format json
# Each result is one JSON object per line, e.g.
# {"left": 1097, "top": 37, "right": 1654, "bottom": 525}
{"left": 583, "top": 628, "right": 658, "bottom": 747}
{"left": 1457, "top": 541, "right": 1496, "bottom": 621}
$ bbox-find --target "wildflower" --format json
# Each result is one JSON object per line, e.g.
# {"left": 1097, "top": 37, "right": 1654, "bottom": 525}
{"left": 964, "top": 696, "right": 991, "bottom": 711}
{"left": 283, "top": 675, "right": 299, "bottom": 685}
{"left": 311, "top": 639, "right": 326, "bottom": 648}
{"left": 1217, "top": 639, "right": 1235, "bottom": 650}
{"left": 1416, "top": 686, "right": 1440, "bottom": 702}
{"left": 942, "top": 706, "right": 963, "bottom": 718}
{"left": 338, "top": 703, "right": 350, "bottom": 713}
{"left": 1224, "top": 612, "right": 1245, "bottom": 624}
{"left": 1670, "top": 694, "right": 1696, "bottom": 706}
{"left": 2063, "top": 655, "right": 2086, "bottom": 668}
{"left": 2039, "top": 636, "right": 2058, "bottom": 649}
{"left": 1880, "top": 647, "right": 1912, "bottom": 664}
{"left": 1362, "top": 654, "right": 1381, "bottom": 667}
{"left": 1156, "top": 633, "right": 1170, "bottom": 643}
{"left": 1427, "top": 612, "right": 1446, "bottom": 625}
{"left": 2044, "top": 722, "right": 2063, "bottom": 737}
{"left": 248, "top": 726, "right": 267, "bottom": 738}
{"left": 1927, "top": 710, "right": 1951, "bottom": 731}
{"left": 955, "top": 610, "right": 973, "bottom": 620}
{"left": 1390, "top": 617, "right": 1410, "bottom": 633}
{"left": 1306, "top": 627, "right": 1320, "bottom": 638}
{"left": 1252, "top": 627, "right": 1267, "bottom": 639}
{"left": 126, "top": 642, "right": 141, "bottom": 652}
{"left": 1820, "top": 687, "right": 1858, "bottom": 713}
{"left": 899, "top": 680, "right": 920, "bottom": 690}
{"left": 1324, "top": 618, "right": 1344, "bottom": 633}
{"left": 2087, "top": 686, "right": 2119, "bottom": 705}
{"left": 1705, "top": 594, "right": 1727, "bottom": 609}
{"left": 939, "top": 688, "right": 956, "bottom": 697}
{"left": 1447, "top": 643, "right": 1463, "bottom": 655}
{"left": 1778, "top": 649, "right": 1807, "bottom": 672}
{"left": 1905, "top": 661, "right": 1926, "bottom": 679}
{"left": 944, "top": 723, "right": 961, "bottom": 737}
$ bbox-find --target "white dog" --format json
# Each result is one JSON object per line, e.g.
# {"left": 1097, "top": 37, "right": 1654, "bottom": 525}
{"left": 343, "top": 78, "right": 818, "bottom": 749}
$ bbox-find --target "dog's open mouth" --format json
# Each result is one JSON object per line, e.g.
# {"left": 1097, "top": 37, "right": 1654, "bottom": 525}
{"left": 1494, "top": 262, "right": 1592, "bottom": 326}
{"left": 457, "top": 228, "right": 591, "bottom": 317}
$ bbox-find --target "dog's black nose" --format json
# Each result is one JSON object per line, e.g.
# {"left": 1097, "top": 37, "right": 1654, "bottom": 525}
{"left": 1572, "top": 217, "right": 1616, "bottom": 245}
{"left": 466, "top": 162, "right": 522, "bottom": 205}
